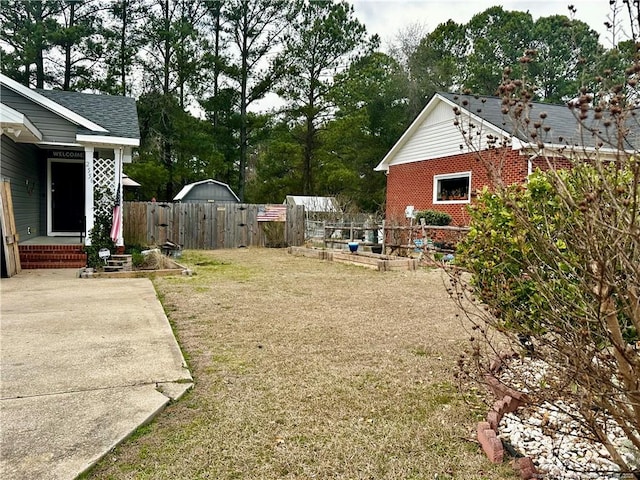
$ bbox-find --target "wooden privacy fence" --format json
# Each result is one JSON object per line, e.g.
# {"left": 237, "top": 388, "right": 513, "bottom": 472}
{"left": 123, "top": 202, "right": 305, "bottom": 249}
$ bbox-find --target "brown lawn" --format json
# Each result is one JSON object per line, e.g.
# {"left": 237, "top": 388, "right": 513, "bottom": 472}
{"left": 85, "top": 248, "right": 516, "bottom": 480}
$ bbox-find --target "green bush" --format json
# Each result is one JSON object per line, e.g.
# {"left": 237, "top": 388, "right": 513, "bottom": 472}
{"left": 457, "top": 164, "right": 639, "bottom": 343}
{"left": 453, "top": 161, "right": 640, "bottom": 473}
{"left": 131, "top": 251, "right": 145, "bottom": 268}
{"left": 413, "top": 209, "right": 452, "bottom": 226}
{"left": 84, "top": 187, "right": 116, "bottom": 270}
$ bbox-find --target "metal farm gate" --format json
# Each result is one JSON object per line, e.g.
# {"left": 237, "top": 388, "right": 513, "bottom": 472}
{"left": 123, "top": 202, "right": 305, "bottom": 249}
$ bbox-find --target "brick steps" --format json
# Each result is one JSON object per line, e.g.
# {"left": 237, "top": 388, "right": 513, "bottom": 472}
{"left": 19, "top": 245, "right": 87, "bottom": 269}
{"left": 103, "top": 255, "right": 132, "bottom": 272}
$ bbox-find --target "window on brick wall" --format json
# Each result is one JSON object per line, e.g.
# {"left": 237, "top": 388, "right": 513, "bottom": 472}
{"left": 433, "top": 172, "right": 471, "bottom": 204}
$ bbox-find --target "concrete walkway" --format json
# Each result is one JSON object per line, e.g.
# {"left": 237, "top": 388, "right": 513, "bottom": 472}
{"left": 0, "top": 269, "right": 193, "bottom": 480}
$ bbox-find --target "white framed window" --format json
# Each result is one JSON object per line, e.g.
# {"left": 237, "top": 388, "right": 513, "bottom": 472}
{"left": 433, "top": 171, "right": 471, "bottom": 204}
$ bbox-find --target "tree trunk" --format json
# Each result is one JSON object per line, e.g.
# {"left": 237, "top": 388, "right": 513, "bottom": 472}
{"left": 120, "top": 0, "right": 128, "bottom": 96}
{"left": 212, "top": 3, "right": 221, "bottom": 128}
{"left": 163, "top": 0, "right": 170, "bottom": 96}
{"left": 303, "top": 69, "right": 316, "bottom": 195}
{"left": 34, "top": 2, "right": 45, "bottom": 88}
{"left": 164, "top": 136, "right": 173, "bottom": 200}
{"left": 36, "top": 48, "right": 45, "bottom": 89}
{"left": 22, "top": 63, "right": 30, "bottom": 86}
{"left": 63, "top": 1, "right": 75, "bottom": 91}
{"left": 303, "top": 110, "right": 314, "bottom": 195}
{"left": 162, "top": 0, "right": 173, "bottom": 200}
{"left": 238, "top": 11, "right": 249, "bottom": 202}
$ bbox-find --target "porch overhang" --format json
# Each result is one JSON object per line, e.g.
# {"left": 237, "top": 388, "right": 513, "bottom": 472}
{"left": 0, "top": 103, "right": 43, "bottom": 143}
{"left": 76, "top": 135, "right": 139, "bottom": 163}
{"left": 76, "top": 134, "right": 140, "bottom": 148}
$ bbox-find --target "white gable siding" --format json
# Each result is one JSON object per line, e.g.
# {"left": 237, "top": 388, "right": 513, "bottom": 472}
{"left": 387, "top": 102, "right": 459, "bottom": 166}
{"left": 385, "top": 100, "right": 508, "bottom": 168}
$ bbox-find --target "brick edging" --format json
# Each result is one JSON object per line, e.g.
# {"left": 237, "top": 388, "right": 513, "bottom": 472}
{"left": 477, "top": 353, "right": 541, "bottom": 479}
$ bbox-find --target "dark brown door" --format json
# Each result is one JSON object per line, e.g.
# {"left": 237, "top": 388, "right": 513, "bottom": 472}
{"left": 51, "top": 162, "right": 84, "bottom": 232}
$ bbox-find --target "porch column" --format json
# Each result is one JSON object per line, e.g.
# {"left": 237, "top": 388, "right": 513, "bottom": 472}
{"left": 84, "top": 146, "right": 94, "bottom": 245}
{"left": 114, "top": 148, "right": 124, "bottom": 247}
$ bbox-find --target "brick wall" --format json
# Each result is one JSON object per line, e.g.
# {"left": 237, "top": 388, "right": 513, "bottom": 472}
{"left": 385, "top": 147, "right": 528, "bottom": 226}
{"left": 531, "top": 156, "right": 573, "bottom": 172}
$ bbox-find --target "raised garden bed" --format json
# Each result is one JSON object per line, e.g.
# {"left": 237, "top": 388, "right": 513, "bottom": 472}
{"left": 288, "top": 246, "right": 418, "bottom": 271}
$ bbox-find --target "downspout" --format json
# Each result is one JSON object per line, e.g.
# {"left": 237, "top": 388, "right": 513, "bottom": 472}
{"left": 513, "top": 138, "right": 538, "bottom": 180}
{"left": 527, "top": 152, "right": 540, "bottom": 179}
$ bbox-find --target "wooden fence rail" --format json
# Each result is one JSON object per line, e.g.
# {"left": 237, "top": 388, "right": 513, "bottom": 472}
{"left": 123, "top": 202, "right": 305, "bottom": 249}
{"left": 384, "top": 224, "right": 470, "bottom": 254}
{"left": 321, "top": 221, "right": 470, "bottom": 254}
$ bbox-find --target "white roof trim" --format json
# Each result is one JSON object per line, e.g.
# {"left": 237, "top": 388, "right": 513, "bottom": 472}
{"left": 514, "top": 139, "right": 633, "bottom": 161}
{"left": 76, "top": 134, "right": 140, "bottom": 147}
{"left": 39, "top": 141, "right": 83, "bottom": 147}
{"left": 374, "top": 93, "right": 513, "bottom": 172}
{"left": 0, "top": 103, "right": 43, "bottom": 141}
{"left": 0, "top": 73, "right": 108, "bottom": 133}
{"left": 173, "top": 179, "right": 240, "bottom": 202}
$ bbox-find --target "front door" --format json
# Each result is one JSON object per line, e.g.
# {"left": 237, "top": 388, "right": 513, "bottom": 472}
{"left": 50, "top": 161, "right": 84, "bottom": 234}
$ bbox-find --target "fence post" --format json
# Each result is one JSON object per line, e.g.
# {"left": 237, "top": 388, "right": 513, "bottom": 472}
{"left": 323, "top": 220, "right": 327, "bottom": 249}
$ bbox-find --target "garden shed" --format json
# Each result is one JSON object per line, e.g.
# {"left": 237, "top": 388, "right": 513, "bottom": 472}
{"left": 284, "top": 195, "right": 340, "bottom": 241}
{"left": 173, "top": 179, "right": 240, "bottom": 203}
{"left": 284, "top": 195, "right": 338, "bottom": 213}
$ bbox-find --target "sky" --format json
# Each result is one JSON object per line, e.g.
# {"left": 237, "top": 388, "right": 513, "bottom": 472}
{"left": 350, "top": 0, "right": 617, "bottom": 49}
{"left": 254, "top": 1, "right": 622, "bottom": 111}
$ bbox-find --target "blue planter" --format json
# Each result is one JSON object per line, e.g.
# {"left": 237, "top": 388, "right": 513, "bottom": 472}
{"left": 348, "top": 242, "right": 359, "bottom": 253}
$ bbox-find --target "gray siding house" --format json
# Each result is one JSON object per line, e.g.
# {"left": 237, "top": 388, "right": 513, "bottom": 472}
{"left": 0, "top": 74, "right": 140, "bottom": 268}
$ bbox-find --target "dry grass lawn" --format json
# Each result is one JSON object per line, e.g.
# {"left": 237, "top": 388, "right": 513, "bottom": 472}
{"left": 85, "top": 248, "right": 516, "bottom": 479}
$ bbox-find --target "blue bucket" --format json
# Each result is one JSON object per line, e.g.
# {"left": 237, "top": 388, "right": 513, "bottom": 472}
{"left": 348, "top": 242, "right": 359, "bottom": 253}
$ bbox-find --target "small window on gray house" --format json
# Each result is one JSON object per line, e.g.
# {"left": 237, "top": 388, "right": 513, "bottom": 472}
{"left": 433, "top": 172, "right": 471, "bottom": 203}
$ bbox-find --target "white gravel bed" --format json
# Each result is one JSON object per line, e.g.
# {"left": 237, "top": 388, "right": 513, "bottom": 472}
{"left": 496, "top": 358, "right": 639, "bottom": 479}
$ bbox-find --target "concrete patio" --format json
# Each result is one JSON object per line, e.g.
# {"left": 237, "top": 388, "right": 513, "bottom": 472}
{"left": 0, "top": 269, "right": 192, "bottom": 479}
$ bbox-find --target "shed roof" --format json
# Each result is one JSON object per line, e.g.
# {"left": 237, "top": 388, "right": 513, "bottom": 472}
{"left": 122, "top": 174, "right": 141, "bottom": 187}
{"left": 173, "top": 179, "right": 240, "bottom": 202}
{"left": 284, "top": 195, "right": 338, "bottom": 212}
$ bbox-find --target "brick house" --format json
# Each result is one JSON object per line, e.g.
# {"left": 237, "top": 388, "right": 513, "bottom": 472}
{"left": 375, "top": 92, "right": 613, "bottom": 226}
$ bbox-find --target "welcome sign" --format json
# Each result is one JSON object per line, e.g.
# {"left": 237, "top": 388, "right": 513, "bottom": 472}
{"left": 47, "top": 150, "right": 86, "bottom": 159}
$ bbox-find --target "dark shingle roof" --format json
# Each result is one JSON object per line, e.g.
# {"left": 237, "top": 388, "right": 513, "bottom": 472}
{"left": 36, "top": 89, "right": 140, "bottom": 140}
{"left": 438, "top": 92, "right": 638, "bottom": 151}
